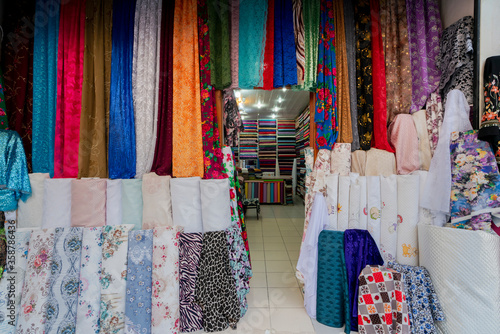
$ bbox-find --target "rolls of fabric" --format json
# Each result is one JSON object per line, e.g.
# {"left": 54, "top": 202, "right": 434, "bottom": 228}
{"left": 397, "top": 174, "right": 420, "bottom": 266}
{"left": 106, "top": 179, "right": 122, "bottom": 226}
{"left": 380, "top": 175, "right": 398, "bottom": 263}
{"left": 330, "top": 143, "right": 351, "bottom": 176}
{"left": 348, "top": 174, "right": 361, "bottom": 229}
{"left": 419, "top": 224, "right": 500, "bottom": 333}
{"left": 170, "top": 177, "right": 203, "bottom": 233}
{"left": 358, "top": 176, "right": 368, "bottom": 230}
{"left": 412, "top": 110, "right": 432, "bottom": 170}
{"left": 71, "top": 179, "right": 107, "bottom": 227}
{"left": 200, "top": 179, "right": 231, "bottom": 232}
{"left": 351, "top": 150, "right": 366, "bottom": 176}
{"left": 42, "top": 178, "right": 73, "bottom": 228}
{"left": 366, "top": 176, "right": 381, "bottom": 249}
{"left": 388, "top": 114, "right": 420, "bottom": 175}
{"left": 365, "top": 148, "right": 397, "bottom": 176}
{"left": 121, "top": 179, "right": 143, "bottom": 230}
{"left": 325, "top": 174, "right": 339, "bottom": 230}
{"left": 17, "top": 173, "right": 49, "bottom": 229}
{"left": 142, "top": 173, "right": 173, "bottom": 229}
{"left": 337, "top": 176, "right": 350, "bottom": 231}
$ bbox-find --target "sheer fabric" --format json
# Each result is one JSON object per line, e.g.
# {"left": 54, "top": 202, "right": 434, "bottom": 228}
{"left": 274, "top": 0, "right": 297, "bottom": 88}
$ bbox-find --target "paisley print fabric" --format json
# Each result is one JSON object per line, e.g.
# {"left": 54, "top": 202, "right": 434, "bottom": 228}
{"left": 45, "top": 227, "right": 83, "bottom": 334}
{"left": 16, "top": 229, "right": 56, "bottom": 334}
{"left": 179, "top": 233, "right": 204, "bottom": 333}
{"left": 76, "top": 227, "right": 103, "bottom": 334}
{"left": 195, "top": 231, "right": 240, "bottom": 332}
{"left": 125, "top": 229, "right": 153, "bottom": 334}
{"left": 100, "top": 224, "right": 133, "bottom": 334}
{"left": 152, "top": 226, "right": 183, "bottom": 334}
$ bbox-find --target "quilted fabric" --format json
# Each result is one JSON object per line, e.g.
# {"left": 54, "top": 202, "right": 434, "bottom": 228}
{"left": 316, "top": 230, "right": 350, "bottom": 333}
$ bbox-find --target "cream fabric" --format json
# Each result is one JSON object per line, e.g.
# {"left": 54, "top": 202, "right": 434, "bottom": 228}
{"left": 71, "top": 179, "right": 107, "bottom": 227}
{"left": 412, "top": 110, "right": 432, "bottom": 170}
{"left": 17, "top": 173, "right": 50, "bottom": 229}
{"left": 351, "top": 150, "right": 367, "bottom": 176}
{"left": 42, "top": 178, "right": 73, "bottom": 228}
{"left": 330, "top": 143, "right": 351, "bottom": 176}
{"left": 358, "top": 176, "right": 368, "bottom": 230}
{"left": 365, "top": 148, "right": 397, "bottom": 176}
{"left": 337, "top": 176, "right": 350, "bottom": 231}
{"left": 366, "top": 176, "right": 382, "bottom": 250}
{"left": 397, "top": 174, "right": 420, "bottom": 266}
{"left": 200, "top": 179, "right": 232, "bottom": 232}
{"left": 142, "top": 172, "right": 173, "bottom": 229}
{"left": 325, "top": 174, "right": 339, "bottom": 230}
{"left": 380, "top": 175, "right": 398, "bottom": 263}
{"left": 106, "top": 179, "right": 122, "bottom": 226}
{"left": 348, "top": 173, "right": 361, "bottom": 229}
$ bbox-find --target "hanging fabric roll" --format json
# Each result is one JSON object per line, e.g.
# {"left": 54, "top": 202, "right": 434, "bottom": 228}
{"left": 208, "top": 0, "right": 231, "bottom": 89}
{"left": 354, "top": 0, "right": 374, "bottom": 150}
{"left": 406, "top": 0, "right": 442, "bottom": 112}
{"left": 132, "top": 0, "right": 162, "bottom": 178}
{"left": 151, "top": 0, "right": 174, "bottom": 176}
{"left": 223, "top": 89, "right": 244, "bottom": 147}
{"left": 303, "top": 0, "right": 320, "bottom": 90}
{"left": 32, "top": 0, "right": 58, "bottom": 175}
{"left": 379, "top": 174, "right": 398, "bottom": 263}
{"left": 370, "top": 0, "right": 394, "bottom": 153}
{"left": 142, "top": 173, "right": 173, "bottom": 229}
{"left": 479, "top": 56, "right": 500, "bottom": 164}
{"left": 198, "top": 0, "right": 227, "bottom": 179}
{"left": 397, "top": 174, "right": 420, "bottom": 266}
{"left": 258, "top": 0, "right": 275, "bottom": 90}
{"left": 71, "top": 179, "right": 107, "bottom": 227}
{"left": 42, "top": 178, "right": 72, "bottom": 228}
{"left": 229, "top": 0, "right": 240, "bottom": 89}
{"left": 0, "top": 70, "right": 8, "bottom": 130}
{"left": 315, "top": 0, "right": 337, "bottom": 150}
{"left": 238, "top": 0, "right": 268, "bottom": 88}
{"left": 54, "top": 0, "right": 86, "bottom": 178}
{"left": 2, "top": 2, "right": 35, "bottom": 172}
{"left": 292, "top": 0, "right": 305, "bottom": 86}
{"left": 108, "top": 0, "right": 137, "bottom": 179}
{"left": 380, "top": 0, "right": 412, "bottom": 122}
{"left": 274, "top": 0, "right": 298, "bottom": 87}
{"left": 79, "top": 0, "right": 113, "bottom": 178}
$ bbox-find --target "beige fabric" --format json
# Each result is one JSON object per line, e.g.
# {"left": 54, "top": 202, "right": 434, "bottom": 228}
{"left": 17, "top": 173, "right": 50, "bottom": 229}
{"left": 365, "top": 148, "right": 397, "bottom": 177}
{"left": 412, "top": 110, "right": 432, "bottom": 171}
{"left": 142, "top": 172, "right": 174, "bottom": 229}
{"left": 71, "top": 179, "right": 107, "bottom": 227}
{"left": 351, "top": 150, "right": 367, "bottom": 176}
{"left": 388, "top": 114, "right": 420, "bottom": 175}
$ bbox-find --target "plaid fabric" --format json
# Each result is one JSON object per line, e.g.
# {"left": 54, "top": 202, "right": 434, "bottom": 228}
{"left": 358, "top": 265, "right": 410, "bottom": 334}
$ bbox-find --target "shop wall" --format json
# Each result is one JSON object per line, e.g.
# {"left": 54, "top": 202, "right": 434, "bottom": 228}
{"left": 439, "top": 0, "right": 474, "bottom": 29}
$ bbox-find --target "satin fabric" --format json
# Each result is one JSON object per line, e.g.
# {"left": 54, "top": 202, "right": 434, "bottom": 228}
{"left": 79, "top": 0, "right": 113, "bottom": 178}
{"left": 71, "top": 179, "right": 107, "bottom": 227}
{"left": 274, "top": 0, "right": 298, "bottom": 88}
{"left": 172, "top": 0, "right": 204, "bottom": 178}
{"left": 151, "top": 0, "right": 174, "bottom": 176}
{"left": 32, "top": 0, "right": 59, "bottom": 176}
{"left": 108, "top": 0, "right": 137, "bottom": 179}
{"left": 54, "top": 0, "right": 86, "bottom": 178}
{"left": 208, "top": 0, "right": 231, "bottom": 89}
{"left": 303, "top": 0, "right": 320, "bottom": 90}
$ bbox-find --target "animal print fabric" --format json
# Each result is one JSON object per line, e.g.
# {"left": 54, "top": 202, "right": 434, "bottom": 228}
{"left": 179, "top": 233, "right": 204, "bottom": 333}
{"left": 195, "top": 231, "right": 240, "bottom": 332}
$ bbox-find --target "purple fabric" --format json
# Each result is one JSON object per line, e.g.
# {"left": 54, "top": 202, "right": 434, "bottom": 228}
{"left": 344, "top": 229, "right": 384, "bottom": 332}
{"left": 406, "top": 0, "right": 442, "bottom": 113}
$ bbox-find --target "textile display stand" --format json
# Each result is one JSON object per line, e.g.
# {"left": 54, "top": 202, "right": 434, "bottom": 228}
{"left": 244, "top": 178, "right": 287, "bottom": 204}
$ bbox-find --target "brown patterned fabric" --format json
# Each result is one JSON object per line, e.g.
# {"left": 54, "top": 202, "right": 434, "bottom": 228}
{"left": 380, "top": 0, "right": 412, "bottom": 123}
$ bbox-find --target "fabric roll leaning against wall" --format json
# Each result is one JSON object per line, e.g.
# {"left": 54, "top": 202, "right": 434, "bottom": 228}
{"left": 42, "top": 178, "right": 72, "bottom": 228}
{"left": 17, "top": 173, "right": 49, "bottom": 229}
{"left": 70, "top": 179, "right": 107, "bottom": 227}
{"left": 412, "top": 109, "right": 432, "bottom": 170}
{"left": 425, "top": 92, "right": 444, "bottom": 155}
{"left": 388, "top": 114, "right": 420, "bottom": 175}
{"left": 479, "top": 56, "right": 500, "bottom": 164}
{"left": 396, "top": 174, "right": 420, "bottom": 266}
{"left": 79, "top": 0, "right": 113, "bottom": 178}
{"left": 142, "top": 173, "right": 173, "bottom": 229}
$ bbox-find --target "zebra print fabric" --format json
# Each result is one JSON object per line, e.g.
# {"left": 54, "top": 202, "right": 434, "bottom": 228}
{"left": 293, "top": 0, "right": 305, "bottom": 86}
{"left": 179, "top": 232, "right": 204, "bottom": 332}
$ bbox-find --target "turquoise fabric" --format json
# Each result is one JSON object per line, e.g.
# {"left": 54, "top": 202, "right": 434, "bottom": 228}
{"left": 121, "top": 179, "right": 143, "bottom": 230}
{"left": 316, "top": 230, "right": 350, "bottom": 333}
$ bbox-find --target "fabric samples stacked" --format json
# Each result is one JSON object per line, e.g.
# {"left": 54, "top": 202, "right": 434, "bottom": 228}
{"left": 239, "top": 120, "right": 258, "bottom": 160}
{"left": 277, "top": 119, "right": 297, "bottom": 175}
{"left": 258, "top": 119, "right": 278, "bottom": 173}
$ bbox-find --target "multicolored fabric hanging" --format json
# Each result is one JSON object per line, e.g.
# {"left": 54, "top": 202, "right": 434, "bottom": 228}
{"left": 274, "top": 0, "right": 298, "bottom": 88}
{"left": 315, "top": 0, "right": 337, "bottom": 150}
{"left": 344, "top": 0, "right": 359, "bottom": 150}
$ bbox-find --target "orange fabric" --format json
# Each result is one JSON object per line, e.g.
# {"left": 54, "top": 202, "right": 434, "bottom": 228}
{"left": 172, "top": 0, "right": 204, "bottom": 177}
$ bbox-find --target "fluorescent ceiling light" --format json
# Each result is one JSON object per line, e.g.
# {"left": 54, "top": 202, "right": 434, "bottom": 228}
{"left": 278, "top": 97, "right": 283, "bottom": 103}
{"left": 282, "top": 87, "right": 287, "bottom": 92}
{"left": 235, "top": 91, "right": 241, "bottom": 98}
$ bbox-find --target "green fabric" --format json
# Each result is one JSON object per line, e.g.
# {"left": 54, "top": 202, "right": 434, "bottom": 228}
{"left": 208, "top": 0, "right": 232, "bottom": 89}
{"left": 302, "top": 0, "right": 320, "bottom": 91}
{"left": 0, "top": 70, "right": 9, "bottom": 130}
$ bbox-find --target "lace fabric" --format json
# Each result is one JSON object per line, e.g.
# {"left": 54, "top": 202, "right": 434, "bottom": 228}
{"left": 274, "top": 0, "right": 298, "bottom": 87}
{"left": 303, "top": 0, "right": 320, "bottom": 91}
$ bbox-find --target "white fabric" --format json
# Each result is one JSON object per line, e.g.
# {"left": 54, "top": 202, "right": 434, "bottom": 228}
{"left": 170, "top": 177, "right": 203, "bottom": 233}
{"left": 106, "top": 179, "right": 122, "bottom": 226}
{"left": 296, "top": 193, "right": 329, "bottom": 319}
{"left": 419, "top": 224, "right": 500, "bottom": 333}
{"left": 325, "top": 174, "right": 339, "bottom": 230}
{"left": 414, "top": 170, "right": 433, "bottom": 225}
{"left": 366, "top": 176, "right": 381, "bottom": 250}
{"left": 412, "top": 110, "right": 432, "bottom": 170}
{"left": 142, "top": 173, "right": 173, "bottom": 229}
{"left": 17, "top": 173, "right": 50, "bottom": 229}
{"left": 380, "top": 175, "right": 398, "bottom": 263}
{"left": 348, "top": 173, "right": 361, "bottom": 229}
{"left": 358, "top": 176, "right": 368, "bottom": 230}
{"left": 337, "top": 176, "right": 350, "bottom": 231}
{"left": 42, "top": 178, "right": 73, "bottom": 228}
{"left": 397, "top": 175, "right": 420, "bottom": 266}
{"left": 421, "top": 89, "right": 473, "bottom": 218}
{"left": 200, "top": 179, "right": 232, "bottom": 232}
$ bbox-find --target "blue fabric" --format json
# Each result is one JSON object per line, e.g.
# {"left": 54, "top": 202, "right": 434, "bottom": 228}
{"left": 109, "top": 0, "right": 137, "bottom": 179}
{"left": 239, "top": 0, "right": 268, "bottom": 88}
{"left": 273, "top": 0, "right": 297, "bottom": 87}
{"left": 0, "top": 130, "right": 31, "bottom": 211}
{"left": 125, "top": 229, "right": 153, "bottom": 334}
{"left": 32, "top": 0, "right": 59, "bottom": 176}
{"left": 121, "top": 179, "right": 143, "bottom": 230}
{"left": 344, "top": 229, "right": 383, "bottom": 332}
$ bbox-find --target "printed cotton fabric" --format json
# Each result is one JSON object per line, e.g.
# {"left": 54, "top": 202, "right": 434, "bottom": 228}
{"left": 425, "top": 92, "right": 444, "bottom": 155}
{"left": 121, "top": 179, "right": 143, "bottom": 230}
{"left": 388, "top": 114, "right": 420, "bottom": 175}
{"left": 412, "top": 110, "right": 432, "bottom": 170}
{"left": 387, "top": 262, "right": 445, "bottom": 334}
{"left": 380, "top": 175, "right": 398, "bottom": 263}
{"left": 195, "top": 231, "right": 240, "bottom": 332}
{"left": 479, "top": 56, "right": 500, "bottom": 163}
{"left": 357, "top": 265, "right": 411, "bottom": 334}
{"left": 397, "top": 175, "right": 420, "bottom": 266}
{"left": 170, "top": 177, "right": 203, "bottom": 233}
{"left": 337, "top": 176, "right": 350, "bottom": 231}
{"left": 17, "top": 173, "right": 49, "bottom": 229}
{"left": 330, "top": 143, "right": 351, "bottom": 176}
{"left": 42, "top": 178, "right": 72, "bottom": 228}
{"left": 71, "top": 179, "right": 107, "bottom": 227}
{"left": 223, "top": 90, "right": 244, "bottom": 147}
{"left": 366, "top": 176, "right": 381, "bottom": 251}
{"left": 142, "top": 173, "right": 173, "bottom": 229}
{"left": 125, "top": 229, "right": 153, "bottom": 334}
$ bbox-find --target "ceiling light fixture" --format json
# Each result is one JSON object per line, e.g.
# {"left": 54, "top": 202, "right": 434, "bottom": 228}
{"left": 235, "top": 90, "right": 241, "bottom": 98}
{"left": 272, "top": 106, "right": 279, "bottom": 112}
{"left": 282, "top": 86, "right": 287, "bottom": 92}
{"left": 278, "top": 97, "right": 283, "bottom": 103}
{"left": 271, "top": 114, "right": 276, "bottom": 119}
{"left": 257, "top": 102, "right": 263, "bottom": 108}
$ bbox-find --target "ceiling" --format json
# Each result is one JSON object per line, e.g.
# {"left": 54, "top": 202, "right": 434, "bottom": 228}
{"left": 236, "top": 89, "right": 310, "bottom": 120}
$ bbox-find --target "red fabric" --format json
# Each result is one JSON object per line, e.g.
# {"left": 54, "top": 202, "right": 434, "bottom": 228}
{"left": 260, "top": 0, "right": 275, "bottom": 90}
{"left": 370, "top": 0, "right": 394, "bottom": 153}
{"left": 54, "top": 0, "right": 87, "bottom": 177}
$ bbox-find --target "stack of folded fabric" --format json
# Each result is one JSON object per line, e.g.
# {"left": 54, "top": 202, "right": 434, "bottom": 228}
{"left": 258, "top": 119, "right": 277, "bottom": 173}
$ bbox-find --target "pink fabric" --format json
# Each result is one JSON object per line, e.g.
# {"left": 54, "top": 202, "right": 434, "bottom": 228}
{"left": 388, "top": 114, "right": 420, "bottom": 175}
{"left": 71, "top": 179, "right": 107, "bottom": 227}
{"left": 54, "top": 1, "right": 86, "bottom": 178}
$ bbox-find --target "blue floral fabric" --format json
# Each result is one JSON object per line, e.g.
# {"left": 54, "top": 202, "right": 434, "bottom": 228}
{"left": 388, "top": 262, "right": 445, "bottom": 334}
{"left": 125, "top": 229, "right": 153, "bottom": 334}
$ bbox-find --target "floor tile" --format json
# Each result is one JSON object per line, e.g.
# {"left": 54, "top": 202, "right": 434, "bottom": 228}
{"left": 262, "top": 229, "right": 281, "bottom": 237}
{"left": 250, "top": 242, "right": 264, "bottom": 251}
{"left": 250, "top": 273, "right": 267, "bottom": 288}
{"left": 281, "top": 230, "right": 301, "bottom": 237}
{"left": 263, "top": 236, "right": 283, "bottom": 243}
{"left": 285, "top": 243, "right": 301, "bottom": 251}
{"left": 269, "top": 308, "right": 315, "bottom": 333}
{"left": 251, "top": 250, "right": 265, "bottom": 261}
{"left": 266, "top": 272, "right": 299, "bottom": 288}
{"left": 268, "top": 288, "right": 304, "bottom": 308}
{"left": 238, "top": 308, "right": 271, "bottom": 333}
{"left": 263, "top": 243, "right": 286, "bottom": 251}
{"left": 265, "top": 260, "right": 293, "bottom": 273}
{"left": 246, "top": 288, "right": 269, "bottom": 308}
{"left": 251, "top": 260, "right": 266, "bottom": 273}
{"left": 264, "top": 251, "right": 289, "bottom": 261}
{"left": 311, "top": 319, "right": 346, "bottom": 334}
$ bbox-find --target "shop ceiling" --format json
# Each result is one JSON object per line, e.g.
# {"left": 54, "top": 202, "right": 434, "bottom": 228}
{"left": 236, "top": 89, "right": 310, "bottom": 120}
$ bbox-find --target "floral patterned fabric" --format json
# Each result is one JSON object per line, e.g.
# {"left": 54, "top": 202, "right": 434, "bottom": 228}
{"left": 315, "top": 0, "right": 338, "bottom": 150}
{"left": 100, "top": 224, "right": 133, "bottom": 334}
{"left": 330, "top": 143, "right": 351, "bottom": 176}
{"left": 425, "top": 92, "right": 444, "bottom": 155}
{"left": 449, "top": 130, "right": 500, "bottom": 232}
{"left": 76, "top": 227, "right": 103, "bottom": 334}
{"left": 223, "top": 90, "right": 244, "bottom": 147}
{"left": 17, "top": 229, "right": 56, "bottom": 334}
{"left": 387, "top": 262, "right": 445, "bottom": 334}
{"left": 479, "top": 56, "right": 500, "bottom": 164}
{"left": 152, "top": 226, "right": 183, "bottom": 334}
{"left": 125, "top": 229, "right": 153, "bottom": 334}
